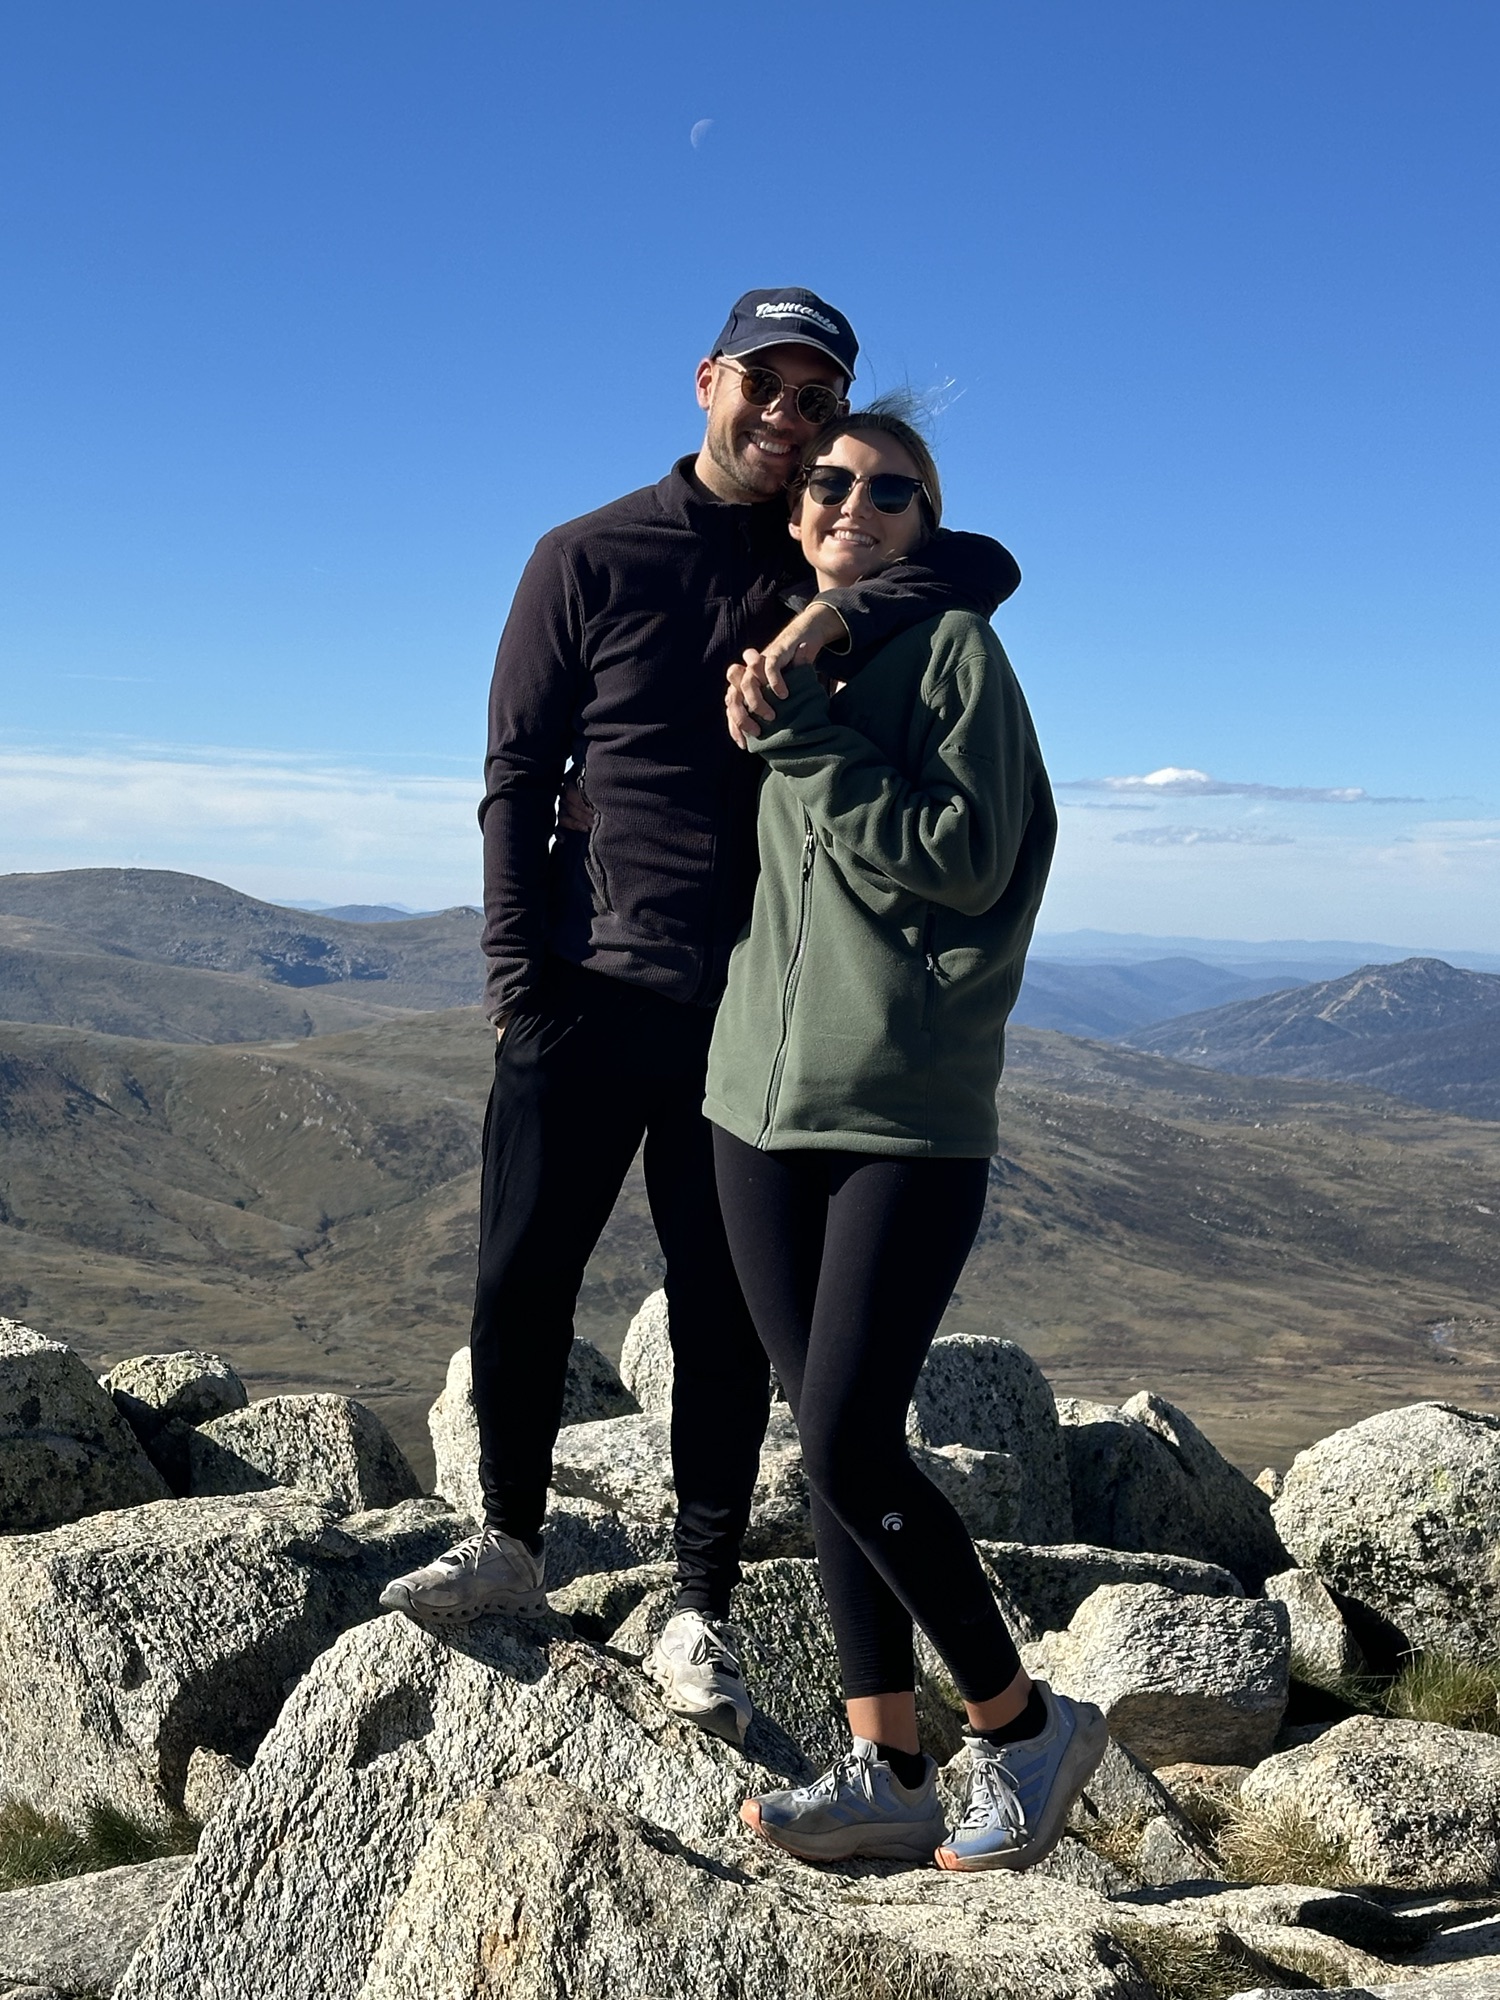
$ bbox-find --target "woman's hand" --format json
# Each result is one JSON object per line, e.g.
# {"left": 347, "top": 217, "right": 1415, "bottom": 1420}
{"left": 556, "top": 770, "right": 594, "bottom": 834}
{"left": 726, "top": 602, "right": 848, "bottom": 748}
{"left": 726, "top": 651, "right": 774, "bottom": 750}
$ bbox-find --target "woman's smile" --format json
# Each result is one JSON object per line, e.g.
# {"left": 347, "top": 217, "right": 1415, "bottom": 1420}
{"left": 791, "top": 430, "right": 928, "bottom": 590}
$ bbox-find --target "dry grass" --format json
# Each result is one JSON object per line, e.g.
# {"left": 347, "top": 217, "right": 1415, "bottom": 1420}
{"left": 0, "top": 1795, "right": 198, "bottom": 1892}
{"left": 1157, "top": 1779, "right": 1240, "bottom": 1848}
{"left": 1070, "top": 1808, "right": 1151, "bottom": 1875}
{"left": 1286, "top": 1646, "right": 1386, "bottom": 1713}
{"left": 816, "top": 1934, "right": 977, "bottom": 2000}
{"left": 1106, "top": 1918, "right": 1280, "bottom": 2000}
{"left": 1216, "top": 1798, "right": 1360, "bottom": 1890}
{"left": 1385, "top": 1651, "right": 1500, "bottom": 1734}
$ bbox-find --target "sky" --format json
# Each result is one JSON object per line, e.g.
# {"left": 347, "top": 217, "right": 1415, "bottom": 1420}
{"left": 1, "top": 1, "right": 1497, "bottom": 945}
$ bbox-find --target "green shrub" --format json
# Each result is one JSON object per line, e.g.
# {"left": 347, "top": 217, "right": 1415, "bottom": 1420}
{"left": 0, "top": 1794, "right": 198, "bottom": 1892}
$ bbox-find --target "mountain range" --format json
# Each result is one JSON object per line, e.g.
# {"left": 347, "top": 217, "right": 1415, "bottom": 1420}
{"left": 1127, "top": 957, "right": 1500, "bottom": 1121}
{"left": 0, "top": 868, "right": 485, "bottom": 1042}
{"left": 3, "top": 867, "right": 1498, "bottom": 1479}
{"left": 0, "top": 866, "right": 1321, "bottom": 1049}
{"left": 1012, "top": 956, "right": 1304, "bottom": 1039}
{"left": 1035, "top": 927, "right": 1500, "bottom": 977}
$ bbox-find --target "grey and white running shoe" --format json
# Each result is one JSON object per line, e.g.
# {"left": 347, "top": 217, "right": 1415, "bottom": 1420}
{"left": 644, "top": 1611, "right": 754, "bottom": 1746}
{"left": 378, "top": 1527, "right": 546, "bottom": 1625}
{"left": 936, "top": 1681, "right": 1108, "bottom": 1872}
{"left": 742, "top": 1738, "right": 946, "bottom": 1864}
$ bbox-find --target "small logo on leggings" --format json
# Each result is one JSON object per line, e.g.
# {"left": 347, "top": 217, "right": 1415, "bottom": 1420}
{"left": 881, "top": 1512, "right": 905, "bottom": 1533}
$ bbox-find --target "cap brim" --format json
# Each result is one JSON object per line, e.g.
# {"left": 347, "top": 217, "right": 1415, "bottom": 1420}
{"left": 718, "top": 334, "right": 854, "bottom": 382}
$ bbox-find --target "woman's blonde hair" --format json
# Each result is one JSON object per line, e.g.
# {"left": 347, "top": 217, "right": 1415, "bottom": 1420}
{"left": 796, "top": 393, "right": 943, "bottom": 531}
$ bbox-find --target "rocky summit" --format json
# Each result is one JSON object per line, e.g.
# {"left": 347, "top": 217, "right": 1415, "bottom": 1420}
{"left": 6, "top": 1303, "right": 1500, "bottom": 1997}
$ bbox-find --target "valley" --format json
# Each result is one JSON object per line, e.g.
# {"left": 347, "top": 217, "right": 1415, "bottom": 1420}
{"left": 3, "top": 1000, "right": 1497, "bottom": 1485}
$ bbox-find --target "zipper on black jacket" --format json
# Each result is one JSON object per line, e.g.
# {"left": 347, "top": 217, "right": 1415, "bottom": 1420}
{"left": 576, "top": 763, "right": 614, "bottom": 914}
{"left": 757, "top": 815, "right": 817, "bottom": 1147}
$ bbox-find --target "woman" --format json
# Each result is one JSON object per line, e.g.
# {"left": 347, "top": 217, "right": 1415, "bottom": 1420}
{"left": 704, "top": 403, "right": 1105, "bottom": 1871}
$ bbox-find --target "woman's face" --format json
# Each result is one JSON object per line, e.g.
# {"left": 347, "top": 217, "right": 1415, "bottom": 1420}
{"left": 790, "top": 430, "right": 929, "bottom": 588}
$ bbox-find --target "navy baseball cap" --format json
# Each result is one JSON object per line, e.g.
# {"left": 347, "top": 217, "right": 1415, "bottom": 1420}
{"left": 711, "top": 287, "right": 858, "bottom": 384}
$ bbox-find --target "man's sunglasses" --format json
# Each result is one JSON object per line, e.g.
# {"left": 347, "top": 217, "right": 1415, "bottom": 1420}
{"left": 802, "top": 466, "right": 929, "bottom": 516}
{"left": 716, "top": 356, "right": 847, "bottom": 427}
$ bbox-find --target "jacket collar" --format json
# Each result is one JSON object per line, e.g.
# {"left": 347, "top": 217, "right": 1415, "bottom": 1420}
{"left": 657, "top": 455, "right": 791, "bottom": 547}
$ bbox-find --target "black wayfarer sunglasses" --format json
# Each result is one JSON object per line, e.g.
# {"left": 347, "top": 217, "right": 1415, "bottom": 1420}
{"left": 802, "top": 466, "right": 930, "bottom": 516}
{"left": 716, "top": 356, "right": 848, "bottom": 426}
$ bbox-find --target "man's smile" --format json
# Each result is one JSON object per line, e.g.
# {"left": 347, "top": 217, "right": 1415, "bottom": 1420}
{"left": 742, "top": 428, "right": 797, "bottom": 460}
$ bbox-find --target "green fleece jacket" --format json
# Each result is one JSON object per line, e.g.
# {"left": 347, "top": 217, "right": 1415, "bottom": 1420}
{"left": 703, "top": 609, "right": 1056, "bottom": 1157}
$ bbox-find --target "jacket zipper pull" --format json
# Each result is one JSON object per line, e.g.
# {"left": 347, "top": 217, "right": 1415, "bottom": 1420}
{"left": 801, "top": 822, "right": 815, "bottom": 878}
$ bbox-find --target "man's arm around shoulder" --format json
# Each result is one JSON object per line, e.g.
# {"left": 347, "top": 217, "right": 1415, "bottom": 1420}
{"left": 817, "top": 529, "right": 1021, "bottom": 657}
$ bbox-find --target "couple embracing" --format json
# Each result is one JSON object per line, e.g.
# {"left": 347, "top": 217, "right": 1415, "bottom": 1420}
{"left": 382, "top": 288, "right": 1106, "bottom": 1872}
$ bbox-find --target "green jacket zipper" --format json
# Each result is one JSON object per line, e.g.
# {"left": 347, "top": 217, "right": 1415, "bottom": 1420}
{"left": 920, "top": 907, "right": 940, "bottom": 1033}
{"left": 757, "top": 814, "right": 817, "bottom": 1146}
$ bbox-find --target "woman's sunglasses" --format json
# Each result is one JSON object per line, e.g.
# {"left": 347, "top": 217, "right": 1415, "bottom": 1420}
{"left": 717, "top": 356, "right": 846, "bottom": 427}
{"left": 802, "top": 466, "right": 929, "bottom": 516}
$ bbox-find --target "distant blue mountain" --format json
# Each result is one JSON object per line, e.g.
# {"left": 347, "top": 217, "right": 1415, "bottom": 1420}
{"left": 1033, "top": 930, "right": 1500, "bottom": 979}
{"left": 1013, "top": 957, "right": 1306, "bottom": 1039}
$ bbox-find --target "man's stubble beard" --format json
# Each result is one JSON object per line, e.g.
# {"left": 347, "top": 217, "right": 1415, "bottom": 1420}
{"left": 704, "top": 421, "right": 793, "bottom": 504}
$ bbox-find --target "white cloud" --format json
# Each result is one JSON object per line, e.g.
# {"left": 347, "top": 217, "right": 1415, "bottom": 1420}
{"left": 0, "top": 741, "right": 483, "bottom": 909}
{"left": 1114, "top": 825, "right": 1294, "bottom": 847}
{"left": 3, "top": 738, "right": 1496, "bottom": 953}
{"left": 1059, "top": 800, "right": 1157, "bottom": 813}
{"left": 1059, "top": 765, "right": 1419, "bottom": 804}
{"left": 1044, "top": 791, "right": 1500, "bottom": 948}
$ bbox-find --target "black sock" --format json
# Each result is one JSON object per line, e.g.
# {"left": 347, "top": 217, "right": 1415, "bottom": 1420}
{"left": 670, "top": 1596, "right": 732, "bottom": 1624}
{"left": 973, "top": 1686, "right": 1048, "bottom": 1747}
{"left": 876, "top": 1742, "right": 929, "bottom": 1789}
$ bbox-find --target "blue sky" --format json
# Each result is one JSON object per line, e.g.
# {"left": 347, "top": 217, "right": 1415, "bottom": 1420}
{"left": 2, "top": 1, "right": 1496, "bottom": 943}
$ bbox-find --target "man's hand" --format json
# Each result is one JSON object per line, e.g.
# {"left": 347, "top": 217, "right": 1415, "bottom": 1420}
{"left": 725, "top": 602, "right": 848, "bottom": 748}
{"left": 556, "top": 771, "right": 595, "bottom": 834}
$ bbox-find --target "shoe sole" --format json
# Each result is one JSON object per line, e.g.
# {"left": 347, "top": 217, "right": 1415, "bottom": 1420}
{"left": 642, "top": 1654, "right": 752, "bottom": 1748}
{"left": 935, "top": 1706, "right": 1109, "bottom": 1873}
{"left": 379, "top": 1585, "right": 548, "bottom": 1625}
{"left": 742, "top": 1800, "right": 944, "bottom": 1865}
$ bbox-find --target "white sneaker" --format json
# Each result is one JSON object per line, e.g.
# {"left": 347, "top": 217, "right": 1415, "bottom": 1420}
{"left": 744, "top": 1738, "right": 946, "bottom": 1863}
{"left": 644, "top": 1610, "right": 754, "bottom": 1746}
{"left": 378, "top": 1528, "right": 547, "bottom": 1625}
{"left": 936, "top": 1682, "right": 1108, "bottom": 1872}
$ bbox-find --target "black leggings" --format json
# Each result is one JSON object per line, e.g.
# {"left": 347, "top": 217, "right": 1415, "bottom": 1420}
{"left": 712, "top": 1129, "right": 1022, "bottom": 1704}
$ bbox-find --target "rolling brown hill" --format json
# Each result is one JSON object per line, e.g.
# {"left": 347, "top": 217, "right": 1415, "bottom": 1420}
{"left": 0, "top": 868, "right": 486, "bottom": 1041}
{"left": 2, "top": 1008, "right": 1497, "bottom": 1483}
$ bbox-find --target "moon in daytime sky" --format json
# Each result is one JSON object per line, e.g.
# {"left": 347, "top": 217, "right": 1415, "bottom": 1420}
{"left": 690, "top": 118, "right": 713, "bottom": 148}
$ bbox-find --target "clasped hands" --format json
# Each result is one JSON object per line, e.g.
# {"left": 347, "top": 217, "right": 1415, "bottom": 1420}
{"left": 726, "top": 601, "right": 848, "bottom": 750}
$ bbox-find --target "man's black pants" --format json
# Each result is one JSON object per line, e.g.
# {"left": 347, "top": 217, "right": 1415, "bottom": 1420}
{"left": 470, "top": 956, "right": 771, "bottom": 1618}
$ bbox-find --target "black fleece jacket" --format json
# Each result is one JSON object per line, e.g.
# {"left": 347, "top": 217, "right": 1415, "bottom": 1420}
{"left": 479, "top": 456, "right": 1020, "bottom": 1020}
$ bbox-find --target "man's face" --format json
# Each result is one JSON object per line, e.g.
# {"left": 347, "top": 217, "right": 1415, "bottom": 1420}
{"left": 694, "top": 342, "right": 848, "bottom": 502}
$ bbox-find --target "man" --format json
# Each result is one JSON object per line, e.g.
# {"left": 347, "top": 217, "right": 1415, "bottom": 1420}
{"left": 382, "top": 288, "right": 1019, "bottom": 1746}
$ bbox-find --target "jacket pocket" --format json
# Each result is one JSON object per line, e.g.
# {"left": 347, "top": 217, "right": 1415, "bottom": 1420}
{"left": 577, "top": 769, "right": 613, "bottom": 914}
